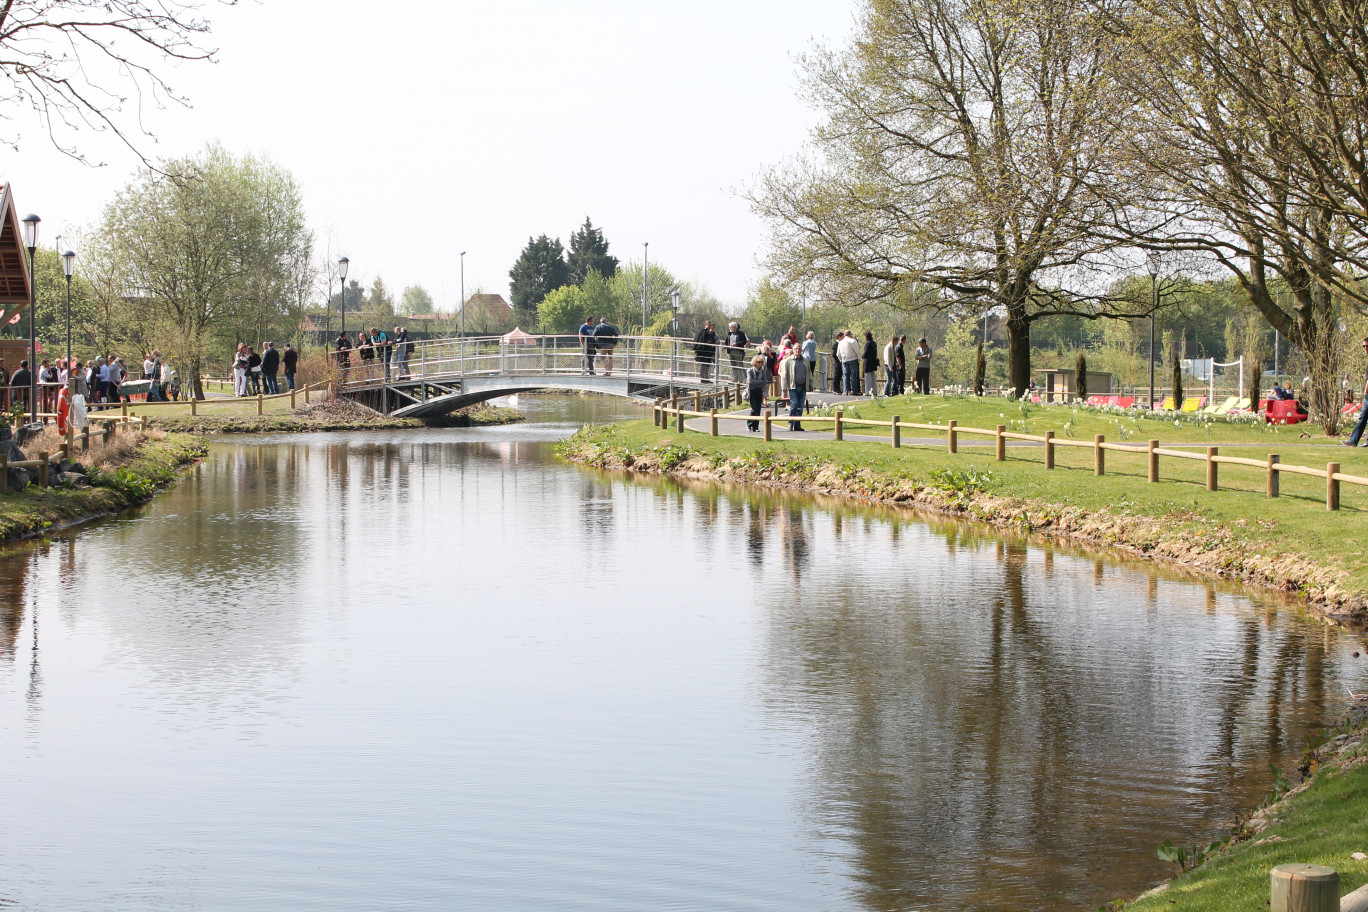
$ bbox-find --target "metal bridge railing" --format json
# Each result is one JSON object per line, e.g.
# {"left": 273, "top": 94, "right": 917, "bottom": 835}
{"left": 333, "top": 335, "right": 757, "bottom": 392}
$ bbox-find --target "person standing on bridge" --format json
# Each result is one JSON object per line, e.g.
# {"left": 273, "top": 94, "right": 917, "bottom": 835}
{"left": 335, "top": 333, "right": 352, "bottom": 374}
{"left": 693, "top": 320, "right": 719, "bottom": 383}
{"left": 578, "top": 316, "right": 597, "bottom": 375}
{"left": 726, "top": 322, "right": 749, "bottom": 383}
{"left": 593, "top": 318, "right": 618, "bottom": 376}
{"left": 373, "top": 327, "right": 390, "bottom": 380}
{"left": 393, "top": 326, "right": 412, "bottom": 379}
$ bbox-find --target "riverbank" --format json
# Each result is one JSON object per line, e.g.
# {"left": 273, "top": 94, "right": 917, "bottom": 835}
{"left": 1124, "top": 697, "right": 1368, "bottom": 911}
{"left": 559, "top": 420, "right": 1368, "bottom": 625}
{"left": 0, "top": 430, "right": 207, "bottom": 543}
{"left": 145, "top": 399, "right": 525, "bottom": 434}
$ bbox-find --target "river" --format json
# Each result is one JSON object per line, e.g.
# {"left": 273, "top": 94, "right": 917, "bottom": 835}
{"left": 0, "top": 395, "right": 1363, "bottom": 911}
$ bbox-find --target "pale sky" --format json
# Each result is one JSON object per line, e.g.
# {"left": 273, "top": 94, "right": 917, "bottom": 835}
{"left": 0, "top": 0, "right": 858, "bottom": 311}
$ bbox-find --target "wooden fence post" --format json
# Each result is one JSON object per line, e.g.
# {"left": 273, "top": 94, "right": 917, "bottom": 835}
{"left": 1094, "top": 434, "right": 1105, "bottom": 474}
{"left": 190, "top": 398, "right": 198, "bottom": 416}
{"left": 654, "top": 398, "right": 663, "bottom": 428}
{"left": 81, "top": 426, "right": 89, "bottom": 452}
{"left": 1328, "top": 462, "right": 1341, "bottom": 511}
{"left": 835, "top": 411, "right": 844, "bottom": 441}
{"left": 763, "top": 411, "right": 772, "bottom": 442}
{"left": 290, "top": 388, "right": 297, "bottom": 409}
{"left": 710, "top": 408, "right": 718, "bottom": 437}
{"left": 996, "top": 425, "right": 1006, "bottom": 461}
{"left": 121, "top": 401, "right": 128, "bottom": 419}
{"left": 693, "top": 390, "right": 701, "bottom": 412}
{"left": 891, "top": 416, "right": 901, "bottom": 449}
{"left": 1045, "top": 431, "right": 1055, "bottom": 469}
{"left": 948, "top": 420, "right": 957, "bottom": 454}
{"left": 676, "top": 405, "right": 685, "bottom": 434}
{"left": 1207, "top": 447, "right": 1219, "bottom": 491}
{"left": 256, "top": 393, "right": 264, "bottom": 416}
{"left": 37, "top": 451, "right": 48, "bottom": 487}
{"left": 1148, "top": 440, "right": 1159, "bottom": 482}
{"left": 104, "top": 423, "right": 113, "bottom": 446}
{"left": 1270, "top": 863, "right": 1338, "bottom": 912}
{"left": 1268, "top": 454, "right": 1280, "bottom": 498}
{"left": 305, "top": 385, "right": 311, "bottom": 404}
{"left": 724, "top": 387, "right": 732, "bottom": 408}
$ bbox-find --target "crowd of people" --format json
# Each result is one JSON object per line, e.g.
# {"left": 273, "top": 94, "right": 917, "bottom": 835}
{"left": 332, "top": 326, "right": 414, "bottom": 380}
{"left": 0, "top": 352, "right": 185, "bottom": 410}
{"left": 231, "top": 341, "right": 298, "bottom": 396}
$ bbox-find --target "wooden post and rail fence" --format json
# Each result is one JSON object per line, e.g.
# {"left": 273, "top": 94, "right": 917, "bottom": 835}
{"left": 653, "top": 393, "right": 1368, "bottom": 512}
{"left": 0, "top": 413, "right": 149, "bottom": 483}
{"left": 1269, "top": 863, "right": 1368, "bottom": 912}
{"left": 86, "top": 380, "right": 324, "bottom": 417}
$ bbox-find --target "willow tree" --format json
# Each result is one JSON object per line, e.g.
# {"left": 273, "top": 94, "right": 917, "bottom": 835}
{"left": 751, "top": 0, "right": 1153, "bottom": 396}
{"left": 91, "top": 144, "right": 313, "bottom": 398}
{"left": 1107, "top": 0, "right": 1368, "bottom": 431}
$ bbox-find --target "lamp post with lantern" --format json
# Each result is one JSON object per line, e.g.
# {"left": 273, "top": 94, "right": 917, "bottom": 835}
{"left": 338, "top": 256, "right": 350, "bottom": 336}
{"left": 20, "top": 214, "right": 39, "bottom": 424}
{"left": 62, "top": 250, "right": 75, "bottom": 451}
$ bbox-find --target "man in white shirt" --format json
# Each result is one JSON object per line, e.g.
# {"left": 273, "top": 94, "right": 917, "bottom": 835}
{"left": 883, "top": 336, "right": 897, "bottom": 397}
{"left": 837, "top": 331, "right": 862, "bottom": 395}
{"left": 914, "top": 338, "right": 932, "bottom": 394}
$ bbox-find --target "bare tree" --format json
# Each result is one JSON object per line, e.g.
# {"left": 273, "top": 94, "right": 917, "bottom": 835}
{"left": 751, "top": 0, "right": 1157, "bottom": 395}
{"left": 0, "top": 0, "right": 232, "bottom": 163}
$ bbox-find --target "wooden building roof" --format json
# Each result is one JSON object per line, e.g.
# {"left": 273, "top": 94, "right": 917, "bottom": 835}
{"left": 0, "top": 185, "right": 32, "bottom": 305}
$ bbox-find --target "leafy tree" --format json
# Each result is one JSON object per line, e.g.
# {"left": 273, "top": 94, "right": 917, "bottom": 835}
{"left": 752, "top": 0, "right": 1152, "bottom": 397}
{"left": 1, "top": 248, "right": 101, "bottom": 361}
{"left": 0, "top": 0, "right": 226, "bottom": 162}
{"left": 610, "top": 261, "right": 682, "bottom": 332}
{"left": 938, "top": 317, "right": 979, "bottom": 388}
{"left": 580, "top": 270, "right": 629, "bottom": 328}
{"left": 89, "top": 143, "right": 313, "bottom": 398}
{"left": 537, "top": 284, "right": 588, "bottom": 333}
{"left": 567, "top": 218, "right": 618, "bottom": 285}
{"left": 741, "top": 278, "right": 800, "bottom": 343}
{"left": 401, "top": 285, "right": 434, "bottom": 315}
{"left": 327, "top": 280, "right": 364, "bottom": 318}
{"left": 509, "top": 235, "right": 569, "bottom": 322}
{"left": 359, "top": 277, "right": 395, "bottom": 332}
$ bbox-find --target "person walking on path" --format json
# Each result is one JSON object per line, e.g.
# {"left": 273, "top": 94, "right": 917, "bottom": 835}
{"left": 726, "top": 322, "right": 750, "bottom": 382}
{"left": 578, "top": 316, "right": 598, "bottom": 375}
{"left": 261, "top": 342, "right": 280, "bottom": 394}
{"left": 693, "top": 320, "right": 720, "bottom": 383}
{"left": 914, "top": 337, "right": 932, "bottom": 394}
{"left": 778, "top": 344, "right": 810, "bottom": 431}
{"left": 282, "top": 344, "right": 299, "bottom": 391}
{"left": 1344, "top": 337, "right": 1368, "bottom": 446}
{"left": 883, "top": 335, "right": 898, "bottom": 397}
{"left": 593, "top": 318, "right": 619, "bottom": 375}
{"left": 802, "top": 331, "right": 818, "bottom": 385}
{"left": 830, "top": 332, "right": 844, "bottom": 393}
{"left": 862, "top": 331, "right": 879, "bottom": 397}
{"left": 746, "top": 354, "right": 768, "bottom": 432}
{"left": 838, "top": 330, "right": 861, "bottom": 395}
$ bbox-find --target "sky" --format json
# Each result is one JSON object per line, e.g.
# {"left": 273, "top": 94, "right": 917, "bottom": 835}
{"left": 0, "top": 0, "right": 859, "bottom": 311}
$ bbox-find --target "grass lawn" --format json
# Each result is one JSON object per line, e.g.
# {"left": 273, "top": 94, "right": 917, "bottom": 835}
{"left": 595, "top": 394, "right": 1368, "bottom": 598}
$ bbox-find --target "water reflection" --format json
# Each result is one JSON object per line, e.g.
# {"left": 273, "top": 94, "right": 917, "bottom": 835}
{"left": 0, "top": 396, "right": 1362, "bottom": 912}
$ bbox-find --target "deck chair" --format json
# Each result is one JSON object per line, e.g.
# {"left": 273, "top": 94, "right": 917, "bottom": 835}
{"left": 1161, "top": 396, "right": 1176, "bottom": 410}
{"left": 1181, "top": 396, "right": 1205, "bottom": 412}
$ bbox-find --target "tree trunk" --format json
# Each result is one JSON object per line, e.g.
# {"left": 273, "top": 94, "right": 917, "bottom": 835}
{"left": 1006, "top": 315, "right": 1031, "bottom": 399}
{"left": 1075, "top": 351, "right": 1088, "bottom": 402}
{"left": 1295, "top": 291, "right": 1342, "bottom": 434}
{"left": 974, "top": 341, "right": 986, "bottom": 396}
{"left": 1172, "top": 347, "right": 1184, "bottom": 409}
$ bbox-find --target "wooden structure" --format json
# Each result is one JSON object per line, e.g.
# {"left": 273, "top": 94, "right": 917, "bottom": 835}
{"left": 0, "top": 184, "right": 32, "bottom": 309}
{"left": 1036, "top": 368, "right": 1112, "bottom": 403}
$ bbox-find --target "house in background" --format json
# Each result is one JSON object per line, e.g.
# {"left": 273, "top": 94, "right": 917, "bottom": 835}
{"left": 454, "top": 294, "right": 516, "bottom": 336}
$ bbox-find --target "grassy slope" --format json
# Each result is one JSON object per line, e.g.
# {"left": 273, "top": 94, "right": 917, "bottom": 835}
{"left": 604, "top": 396, "right": 1368, "bottom": 603}
{"left": 0, "top": 432, "right": 207, "bottom": 541}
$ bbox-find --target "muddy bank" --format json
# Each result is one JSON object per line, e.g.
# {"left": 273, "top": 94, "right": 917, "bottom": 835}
{"left": 558, "top": 433, "right": 1366, "bottom": 627}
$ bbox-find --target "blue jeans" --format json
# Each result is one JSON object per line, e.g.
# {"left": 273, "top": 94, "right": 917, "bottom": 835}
{"left": 263, "top": 371, "right": 278, "bottom": 394}
{"left": 789, "top": 386, "right": 807, "bottom": 430}
{"left": 842, "top": 360, "right": 860, "bottom": 395}
{"left": 748, "top": 387, "right": 764, "bottom": 431}
{"left": 1347, "top": 394, "right": 1368, "bottom": 445}
{"left": 284, "top": 372, "right": 296, "bottom": 391}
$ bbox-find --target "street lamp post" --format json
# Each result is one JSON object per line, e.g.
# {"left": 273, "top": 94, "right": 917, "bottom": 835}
{"left": 62, "top": 250, "right": 75, "bottom": 452}
{"left": 21, "top": 214, "right": 39, "bottom": 424}
{"left": 460, "top": 251, "right": 466, "bottom": 338}
{"left": 670, "top": 286, "right": 680, "bottom": 335}
{"left": 642, "top": 242, "right": 649, "bottom": 332}
{"left": 337, "top": 256, "right": 350, "bottom": 336}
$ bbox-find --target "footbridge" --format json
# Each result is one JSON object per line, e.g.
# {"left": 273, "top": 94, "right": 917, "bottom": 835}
{"left": 336, "top": 334, "right": 745, "bottom": 418}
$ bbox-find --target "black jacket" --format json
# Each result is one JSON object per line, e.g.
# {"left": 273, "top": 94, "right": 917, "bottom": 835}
{"left": 262, "top": 348, "right": 280, "bottom": 373}
{"left": 693, "top": 327, "right": 719, "bottom": 361}
{"left": 862, "top": 340, "right": 879, "bottom": 371}
{"left": 282, "top": 348, "right": 298, "bottom": 372}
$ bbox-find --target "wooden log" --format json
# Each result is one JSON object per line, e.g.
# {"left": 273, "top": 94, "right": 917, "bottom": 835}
{"left": 891, "top": 416, "right": 900, "bottom": 449}
{"left": 1268, "top": 454, "right": 1280, "bottom": 498}
{"left": 1207, "top": 446, "right": 1219, "bottom": 491}
{"left": 1148, "top": 439, "right": 1159, "bottom": 482}
{"left": 763, "top": 410, "right": 772, "bottom": 442}
{"left": 710, "top": 408, "right": 718, "bottom": 437}
{"left": 997, "top": 425, "right": 1006, "bottom": 461}
{"left": 834, "top": 411, "right": 844, "bottom": 441}
{"left": 1341, "top": 882, "right": 1368, "bottom": 912}
{"left": 190, "top": 398, "right": 198, "bottom": 416}
{"left": 290, "top": 389, "right": 297, "bottom": 409}
{"left": 1270, "top": 863, "right": 1338, "bottom": 912}
{"left": 948, "top": 419, "right": 957, "bottom": 454}
{"left": 37, "top": 451, "right": 48, "bottom": 487}
{"left": 1328, "top": 462, "right": 1341, "bottom": 511}
{"left": 1045, "top": 430, "right": 1055, "bottom": 469}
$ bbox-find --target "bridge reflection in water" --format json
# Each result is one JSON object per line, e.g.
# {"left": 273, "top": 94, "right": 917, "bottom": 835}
{"left": 336, "top": 334, "right": 745, "bottom": 417}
